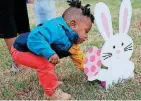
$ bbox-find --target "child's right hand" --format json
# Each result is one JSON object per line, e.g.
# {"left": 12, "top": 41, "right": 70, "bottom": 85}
{"left": 49, "top": 54, "right": 60, "bottom": 65}
{"left": 27, "top": 0, "right": 34, "bottom": 4}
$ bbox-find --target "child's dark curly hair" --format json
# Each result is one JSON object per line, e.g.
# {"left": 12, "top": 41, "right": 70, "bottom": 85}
{"left": 63, "top": 0, "right": 94, "bottom": 23}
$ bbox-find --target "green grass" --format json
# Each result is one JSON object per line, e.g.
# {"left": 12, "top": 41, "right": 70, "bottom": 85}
{"left": 0, "top": 0, "right": 141, "bottom": 100}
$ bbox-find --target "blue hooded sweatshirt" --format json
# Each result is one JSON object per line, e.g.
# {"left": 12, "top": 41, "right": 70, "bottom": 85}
{"left": 13, "top": 17, "right": 79, "bottom": 59}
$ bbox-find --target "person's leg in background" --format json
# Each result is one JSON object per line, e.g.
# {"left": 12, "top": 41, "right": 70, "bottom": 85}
{"left": 15, "top": 0, "right": 30, "bottom": 35}
{"left": 0, "top": 0, "right": 30, "bottom": 51}
{"left": 0, "top": 0, "right": 19, "bottom": 72}
{"left": 11, "top": 0, "right": 31, "bottom": 72}
{"left": 0, "top": 0, "right": 17, "bottom": 51}
{"left": 0, "top": 0, "right": 31, "bottom": 72}
{"left": 34, "top": 0, "right": 56, "bottom": 25}
{"left": 4, "top": 38, "right": 17, "bottom": 52}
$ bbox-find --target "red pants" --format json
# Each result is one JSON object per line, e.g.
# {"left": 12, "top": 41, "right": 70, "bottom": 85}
{"left": 11, "top": 46, "right": 58, "bottom": 96}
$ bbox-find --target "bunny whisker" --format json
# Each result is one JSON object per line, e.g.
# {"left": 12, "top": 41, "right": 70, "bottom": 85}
{"left": 125, "top": 43, "right": 132, "bottom": 48}
{"left": 126, "top": 48, "right": 133, "bottom": 50}
{"left": 125, "top": 46, "right": 133, "bottom": 49}
{"left": 124, "top": 46, "right": 133, "bottom": 51}
{"left": 103, "top": 53, "right": 112, "bottom": 55}
{"left": 124, "top": 44, "right": 133, "bottom": 51}
{"left": 102, "top": 53, "right": 112, "bottom": 60}
{"left": 124, "top": 48, "right": 133, "bottom": 51}
{"left": 103, "top": 56, "right": 112, "bottom": 60}
{"left": 124, "top": 43, "right": 133, "bottom": 51}
{"left": 126, "top": 46, "right": 133, "bottom": 49}
{"left": 102, "top": 55, "right": 112, "bottom": 57}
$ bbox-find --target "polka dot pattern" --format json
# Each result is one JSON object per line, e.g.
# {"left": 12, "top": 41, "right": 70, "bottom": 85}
{"left": 97, "top": 60, "right": 102, "bottom": 67}
{"left": 97, "top": 50, "right": 101, "bottom": 56}
{"left": 90, "top": 55, "right": 95, "bottom": 62}
{"left": 84, "top": 67, "right": 89, "bottom": 74}
{"left": 91, "top": 65, "right": 96, "bottom": 72}
{"left": 84, "top": 46, "right": 102, "bottom": 79}
{"left": 89, "top": 47, "right": 93, "bottom": 53}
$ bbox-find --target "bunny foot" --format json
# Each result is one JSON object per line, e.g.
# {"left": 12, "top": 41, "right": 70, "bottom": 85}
{"left": 100, "top": 81, "right": 106, "bottom": 88}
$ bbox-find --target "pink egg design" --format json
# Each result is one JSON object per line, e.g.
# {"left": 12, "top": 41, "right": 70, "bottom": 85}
{"left": 84, "top": 46, "right": 102, "bottom": 78}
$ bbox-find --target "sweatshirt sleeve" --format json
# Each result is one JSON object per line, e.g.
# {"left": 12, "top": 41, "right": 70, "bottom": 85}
{"left": 27, "top": 29, "right": 56, "bottom": 60}
{"left": 69, "top": 44, "right": 85, "bottom": 71}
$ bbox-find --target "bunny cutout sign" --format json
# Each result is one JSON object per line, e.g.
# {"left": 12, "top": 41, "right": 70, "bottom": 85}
{"left": 84, "top": 0, "right": 134, "bottom": 89}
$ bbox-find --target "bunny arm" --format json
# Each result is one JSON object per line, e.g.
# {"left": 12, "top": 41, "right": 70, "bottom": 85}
{"left": 109, "top": 60, "right": 134, "bottom": 80}
{"left": 122, "top": 61, "right": 134, "bottom": 79}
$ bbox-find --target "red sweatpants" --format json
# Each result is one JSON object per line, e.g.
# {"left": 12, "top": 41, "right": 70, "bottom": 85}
{"left": 11, "top": 46, "right": 58, "bottom": 96}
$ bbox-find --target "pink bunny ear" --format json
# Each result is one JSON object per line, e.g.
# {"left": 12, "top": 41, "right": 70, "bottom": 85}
{"left": 94, "top": 2, "right": 113, "bottom": 41}
{"left": 119, "top": 0, "right": 132, "bottom": 34}
{"left": 101, "top": 12, "right": 110, "bottom": 38}
{"left": 122, "top": 8, "right": 128, "bottom": 33}
{"left": 84, "top": 46, "right": 102, "bottom": 80}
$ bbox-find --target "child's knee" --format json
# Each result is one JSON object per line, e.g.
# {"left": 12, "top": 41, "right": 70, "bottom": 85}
{"left": 38, "top": 62, "right": 55, "bottom": 72}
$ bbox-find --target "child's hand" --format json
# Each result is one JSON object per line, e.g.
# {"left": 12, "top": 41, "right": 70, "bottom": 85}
{"left": 27, "top": 0, "right": 34, "bottom": 4}
{"left": 49, "top": 54, "right": 60, "bottom": 65}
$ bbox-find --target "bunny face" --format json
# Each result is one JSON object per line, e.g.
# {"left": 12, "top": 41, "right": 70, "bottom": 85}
{"left": 101, "top": 34, "right": 133, "bottom": 67}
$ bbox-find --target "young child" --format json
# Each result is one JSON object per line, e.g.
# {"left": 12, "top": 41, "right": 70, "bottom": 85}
{"left": 11, "top": 0, "right": 94, "bottom": 100}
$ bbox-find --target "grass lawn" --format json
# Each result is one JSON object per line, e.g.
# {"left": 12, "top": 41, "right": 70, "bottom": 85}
{"left": 0, "top": 0, "right": 141, "bottom": 100}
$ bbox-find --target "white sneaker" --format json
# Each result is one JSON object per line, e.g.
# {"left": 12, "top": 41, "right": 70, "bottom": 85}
{"left": 11, "top": 61, "right": 21, "bottom": 73}
{"left": 11, "top": 61, "right": 32, "bottom": 73}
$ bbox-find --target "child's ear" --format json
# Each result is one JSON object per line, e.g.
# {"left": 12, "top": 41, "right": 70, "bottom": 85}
{"left": 69, "top": 20, "right": 76, "bottom": 29}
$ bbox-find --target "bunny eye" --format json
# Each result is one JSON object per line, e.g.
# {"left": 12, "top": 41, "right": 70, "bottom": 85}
{"left": 113, "top": 46, "right": 116, "bottom": 49}
{"left": 122, "top": 42, "right": 124, "bottom": 46}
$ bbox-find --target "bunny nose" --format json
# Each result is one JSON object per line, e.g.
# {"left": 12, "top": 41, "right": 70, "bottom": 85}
{"left": 116, "top": 50, "right": 120, "bottom": 54}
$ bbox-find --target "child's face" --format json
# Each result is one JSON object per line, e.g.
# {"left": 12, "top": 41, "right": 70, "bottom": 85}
{"left": 69, "top": 17, "right": 92, "bottom": 44}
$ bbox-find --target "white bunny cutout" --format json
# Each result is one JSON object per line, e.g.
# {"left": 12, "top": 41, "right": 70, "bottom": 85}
{"left": 84, "top": 0, "right": 134, "bottom": 89}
